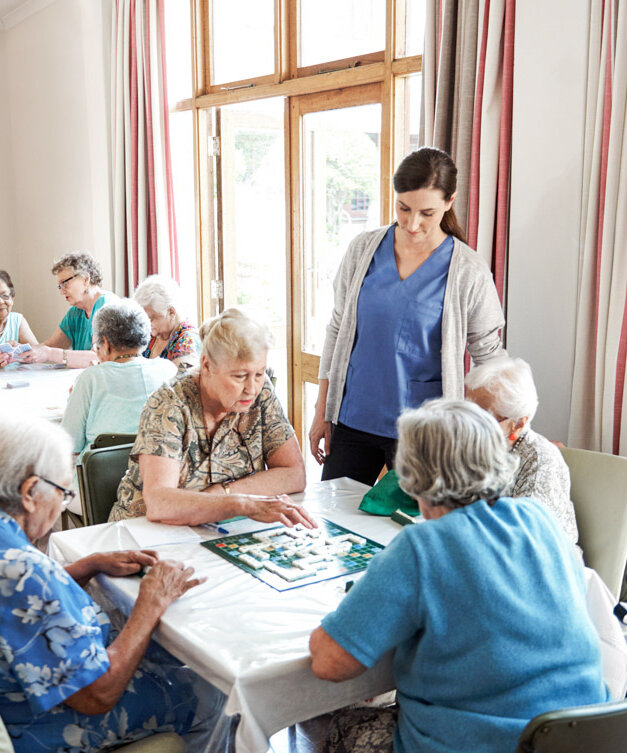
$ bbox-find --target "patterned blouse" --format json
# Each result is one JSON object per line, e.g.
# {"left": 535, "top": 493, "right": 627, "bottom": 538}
{"left": 110, "top": 371, "right": 295, "bottom": 520}
{"left": 142, "top": 320, "right": 201, "bottom": 363}
{"left": 0, "top": 511, "right": 198, "bottom": 753}
{"left": 510, "top": 428, "right": 579, "bottom": 544}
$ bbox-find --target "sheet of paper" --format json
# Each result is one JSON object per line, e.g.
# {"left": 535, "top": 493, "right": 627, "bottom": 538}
{"left": 121, "top": 518, "right": 203, "bottom": 548}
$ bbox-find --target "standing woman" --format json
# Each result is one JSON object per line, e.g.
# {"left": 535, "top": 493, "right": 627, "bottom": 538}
{"left": 21, "top": 252, "right": 116, "bottom": 369}
{"left": 309, "top": 147, "right": 505, "bottom": 485}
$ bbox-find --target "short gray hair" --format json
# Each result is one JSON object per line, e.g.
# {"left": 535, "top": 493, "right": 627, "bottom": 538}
{"left": 200, "top": 308, "right": 273, "bottom": 364}
{"left": 93, "top": 299, "right": 151, "bottom": 351}
{"left": 464, "top": 356, "right": 539, "bottom": 422}
{"left": 396, "top": 399, "right": 519, "bottom": 510}
{"left": 0, "top": 414, "right": 73, "bottom": 516}
{"left": 51, "top": 252, "right": 103, "bottom": 287}
{"left": 134, "top": 275, "right": 186, "bottom": 318}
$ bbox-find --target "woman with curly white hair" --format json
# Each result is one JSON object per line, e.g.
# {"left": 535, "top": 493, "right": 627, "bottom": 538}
{"left": 20, "top": 251, "right": 116, "bottom": 369}
{"left": 464, "top": 355, "right": 578, "bottom": 543}
{"left": 310, "top": 399, "right": 607, "bottom": 753}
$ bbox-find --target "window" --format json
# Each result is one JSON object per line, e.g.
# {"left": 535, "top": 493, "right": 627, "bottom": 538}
{"left": 167, "top": 0, "right": 425, "bottom": 460}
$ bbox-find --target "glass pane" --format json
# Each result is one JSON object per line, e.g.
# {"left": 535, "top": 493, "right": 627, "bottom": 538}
{"left": 169, "top": 110, "right": 198, "bottom": 323}
{"left": 299, "top": 0, "right": 385, "bottom": 68}
{"left": 219, "top": 98, "right": 288, "bottom": 410}
{"left": 396, "top": 74, "right": 422, "bottom": 165}
{"left": 400, "top": 0, "right": 426, "bottom": 57}
{"left": 211, "top": 0, "right": 274, "bottom": 84}
{"left": 302, "top": 104, "right": 381, "bottom": 354}
{"left": 164, "top": 0, "right": 193, "bottom": 102}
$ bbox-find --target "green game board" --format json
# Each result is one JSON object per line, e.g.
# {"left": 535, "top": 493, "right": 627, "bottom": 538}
{"left": 201, "top": 518, "right": 385, "bottom": 591}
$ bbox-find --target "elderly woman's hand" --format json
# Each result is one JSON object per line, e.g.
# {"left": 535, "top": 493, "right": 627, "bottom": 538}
{"left": 20, "top": 344, "right": 53, "bottom": 364}
{"left": 238, "top": 494, "right": 318, "bottom": 528}
{"left": 138, "top": 559, "right": 206, "bottom": 612}
{"left": 93, "top": 550, "right": 159, "bottom": 577}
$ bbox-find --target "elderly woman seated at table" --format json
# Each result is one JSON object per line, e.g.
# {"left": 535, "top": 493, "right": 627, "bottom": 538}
{"left": 464, "top": 355, "right": 578, "bottom": 543}
{"left": 134, "top": 274, "right": 201, "bottom": 369}
{"left": 0, "top": 270, "right": 38, "bottom": 367}
{"left": 20, "top": 251, "right": 117, "bottom": 369}
{"left": 61, "top": 300, "right": 176, "bottom": 512}
{"left": 0, "top": 414, "right": 223, "bottom": 753}
{"left": 310, "top": 399, "right": 608, "bottom": 753}
{"left": 109, "top": 308, "right": 311, "bottom": 527}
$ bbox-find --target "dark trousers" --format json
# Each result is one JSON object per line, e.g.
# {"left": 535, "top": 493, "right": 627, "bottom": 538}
{"left": 321, "top": 422, "right": 397, "bottom": 487}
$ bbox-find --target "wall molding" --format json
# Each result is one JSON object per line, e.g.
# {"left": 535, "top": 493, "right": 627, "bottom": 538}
{"left": 0, "top": 0, "right": 56, "bottom": 30}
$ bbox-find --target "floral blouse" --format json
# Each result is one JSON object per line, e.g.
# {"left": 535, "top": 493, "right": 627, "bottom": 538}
{"left": 110, "top": 371, "right": 295, "bottom": 520}
{"left": 510, "top": 428, "right": 579, "bottom": 544}
{"left": 0, "top": 511, "right": 197, "bottom": 753}
{"left": 142, "top": 320, "right": 201, "bottom": 363}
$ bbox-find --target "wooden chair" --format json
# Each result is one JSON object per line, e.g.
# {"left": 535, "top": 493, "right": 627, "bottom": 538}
{"left": 514, "top": 699, "right": 627, "bottom": 752}
{"left": 561, "top": 447, "right": 627, "bottom": 600}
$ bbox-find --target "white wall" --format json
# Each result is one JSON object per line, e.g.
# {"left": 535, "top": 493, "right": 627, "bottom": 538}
{"left": 507, "top": 0, "right": 590, "bottom": 441}
{"left": 1, "top": 0, "right": 112, "bottom": 339}
{"left": 0, "top": 29, "right": 17, "bottom": 274}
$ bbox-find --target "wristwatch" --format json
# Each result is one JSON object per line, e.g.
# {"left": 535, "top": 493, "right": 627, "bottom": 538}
{"left": 61, "top": 350, "right": 68, "bottom": 367}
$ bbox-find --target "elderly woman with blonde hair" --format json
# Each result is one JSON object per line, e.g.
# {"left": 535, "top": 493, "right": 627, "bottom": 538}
{"left": 134, "top": 274, "right": 200, "bottom": 369}
{"left": 0, "top": 414, "right": 223, "bottom": 753}
{"left": 464, "top": 355, "right": 578, "bottom": 543}
{"left": 310, "top": 399, "right": 607, "bottom": 753}
{"left": 109, "top": 308, "right": 312, "bottom": 528}
{"left": 21, "top": 252, "right": 116, "bottom": 369}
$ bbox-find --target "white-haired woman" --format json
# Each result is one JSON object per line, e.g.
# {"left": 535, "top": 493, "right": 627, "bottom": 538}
{"left": 464, "top": 356, "right": 578, "bottom": 543}
{"left": 21, "top": 252, "right": 116, "bottom": 369}
{"left": 310, "top": 399, "right": 607, "bottom": 753}
{"left": 134, "top": 274, "right": 200, "bottom": 369}
{"left": 0, "top": 414, "right": 222, "bottom": 753}
{"left": 109, "top": 308, "right": 311, "bottom": 527}
{"left": 61, "top": 300, "right": 176, "bottom": 513}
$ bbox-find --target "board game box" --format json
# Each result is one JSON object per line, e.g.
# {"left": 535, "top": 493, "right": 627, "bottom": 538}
{"left": 201, "top": 518, "right": 385, "bottom": 591}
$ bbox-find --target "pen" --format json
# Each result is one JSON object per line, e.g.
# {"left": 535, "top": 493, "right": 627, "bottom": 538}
{"left": 203, "top": 523, "right": 230, "bottom": 535}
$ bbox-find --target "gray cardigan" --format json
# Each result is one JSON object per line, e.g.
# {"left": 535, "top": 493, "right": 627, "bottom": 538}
{"left": 319, "top": 225, "right": 506, "bottom": 423}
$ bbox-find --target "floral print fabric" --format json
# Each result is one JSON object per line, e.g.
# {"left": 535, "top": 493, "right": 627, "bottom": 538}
{"left": 0, "top": 511, "right": 197, "bottom": 753}
{"left": 142, "top": 320, "right": 200, "bottom": 362}
{"left": 110, "top": 371, "right": 294, "bottom": 520}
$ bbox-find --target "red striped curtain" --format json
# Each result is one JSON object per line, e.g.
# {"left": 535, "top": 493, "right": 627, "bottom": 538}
{"left": 420, "top": 0, "right": 516, "bottom": 308}
{"left": 569, "top": 0, "right": 627, "bottom": 455}
{"left": 112, "top": 0, "right": 179, "bottom": 295}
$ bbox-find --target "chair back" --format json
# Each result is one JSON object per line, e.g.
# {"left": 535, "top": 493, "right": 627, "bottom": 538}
{"left": 561, "top": 447, "right": 627, "bottom": 599}
{"left": 514, "top": 699, "right": 627, "bottom": 752}
{"left": 92, "top": 433, "right": 137, "bottom": 449}
{"left": 77, "top": 444, "right": 134, "bottom": 526}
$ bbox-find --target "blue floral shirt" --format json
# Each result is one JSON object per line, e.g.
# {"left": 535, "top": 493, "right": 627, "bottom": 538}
{"left": 0, "top": 511, "right": 199, "bottom": 753}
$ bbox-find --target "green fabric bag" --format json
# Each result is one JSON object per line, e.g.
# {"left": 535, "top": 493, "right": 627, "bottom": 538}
{"left": 359, "top": 469, "right": 421, "bottom": 517}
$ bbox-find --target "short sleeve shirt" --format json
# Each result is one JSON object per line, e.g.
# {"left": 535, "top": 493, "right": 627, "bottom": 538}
{"left": 110, "top": 371, "right": 295, "bottom": 520}
{"left": 59, "top": 291, "right": 117, "bottom": 350}
{"left": 0, "top": 511, "right": 110, "bottom": 719}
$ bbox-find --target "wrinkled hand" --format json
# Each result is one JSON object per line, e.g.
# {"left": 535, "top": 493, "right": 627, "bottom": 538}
{"left": 138, "top": 559, "right": 206, "bottom": 611}
{"left": 308, "top": 414, "right": 331, "bottom": 465}
{"left": 240, "top": 494, "right": 318, "bottom": 528}
{"left": 19, "top": 345, "right": 52, "bottom": 364}
{"left": 95, "top": 550, "right": 159, "bottom": 577}
{"left": 0, "top": 352, "right": 13, "bottom": 368}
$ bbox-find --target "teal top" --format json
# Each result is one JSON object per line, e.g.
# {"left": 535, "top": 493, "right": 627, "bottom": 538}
{"left": 322, "top": 497, "right": 608, "bottom": 753}
{"left": 0, "top": 312, "right": 22, "bottom": 344}
{"left": 59, "top": 291, "right": 117, "bottom": 350}
{"left": 61, "top": 358, "right": 176, "bottom": 459}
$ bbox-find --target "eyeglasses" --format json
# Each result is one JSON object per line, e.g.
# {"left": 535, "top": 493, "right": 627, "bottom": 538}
{"left": 57, "top": 273, "right": 80, "bottom": 290}
{"left": 37, "top": 476, "right": 76, "bottom": 508}
{"left": 0, "top": 293, "right": 12, "bottom": 302}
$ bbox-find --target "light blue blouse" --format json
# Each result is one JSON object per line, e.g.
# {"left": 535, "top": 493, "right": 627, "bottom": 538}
{"left": 338, "top": 228, "right": 453, "bottom": 437}
{"left": 0, "top": 312, "right": 22, "bottom": 344}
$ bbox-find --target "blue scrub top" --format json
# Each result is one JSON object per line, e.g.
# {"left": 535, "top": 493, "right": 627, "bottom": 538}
{"left": 338, "top": 226, "right": 453, "bottom": 438}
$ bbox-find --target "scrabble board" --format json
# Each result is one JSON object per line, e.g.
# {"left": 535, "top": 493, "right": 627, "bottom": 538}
{"left": 201, "top": 519, "right": 385, "bottom": 591}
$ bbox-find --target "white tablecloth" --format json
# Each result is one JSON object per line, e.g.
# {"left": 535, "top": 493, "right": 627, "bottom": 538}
{"left": 0, "top": 363, "right": 81, "bottom": 421}
{"left": 48, "top": 478, "right": 399, "bottom": 753}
